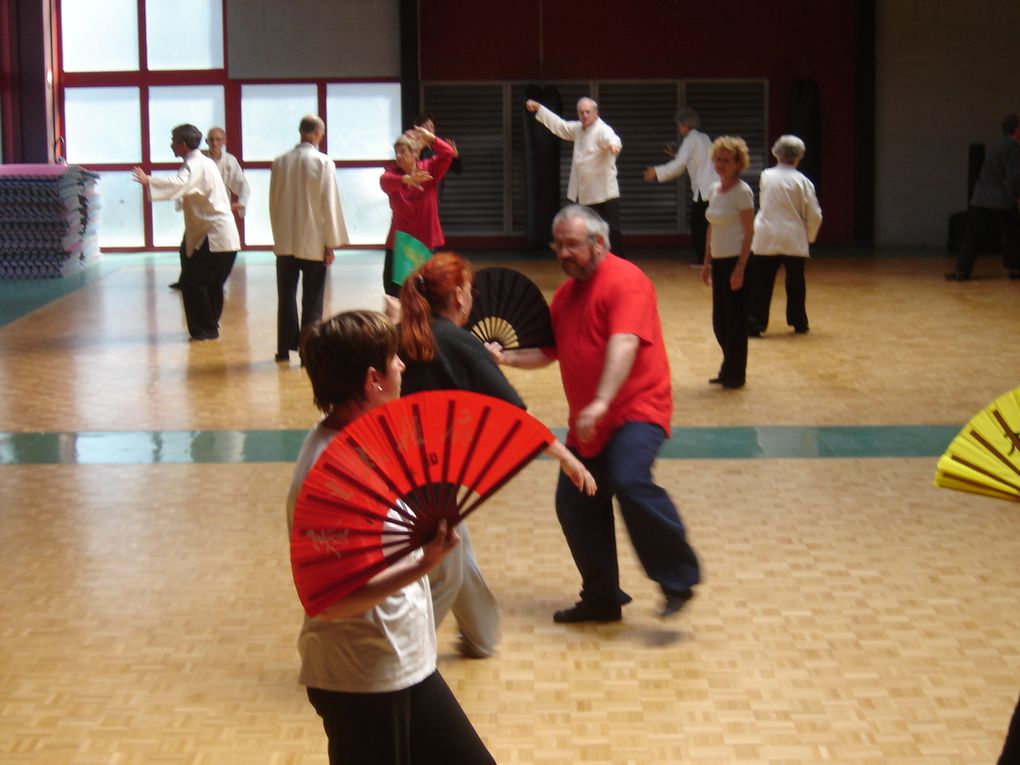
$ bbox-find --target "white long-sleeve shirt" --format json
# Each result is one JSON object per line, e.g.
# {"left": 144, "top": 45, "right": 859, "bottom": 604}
{"left": 653, "top": 129, "right": 716, "bottom": 202}
{"left": 534, "top": 105, "right": 622, "bottom": 205}
{"left": 750, "top": 164, "right": 822, "bottom": 257}
{"left": 269, "top": 143, "right": 349, "bottom": 262}
{"left": 148, "top": 149, "right": 240, "bottom": 257}
{"left": 205, "top": 149, "right": 251, "bottom": 216}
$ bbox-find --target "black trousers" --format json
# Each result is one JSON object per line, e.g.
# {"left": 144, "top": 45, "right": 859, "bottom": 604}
{"left": 954, "top": 206, "right": 1020, "bottom": 276}
{"left": 748, "top": 255, "right": 808, "bottom": 333}
{"left": 690, "top": 200, "right": 709, "bottom": 265}
{"left": 710, "top": 257, "right": 749, "bottom": 386}
{"left": 306, "top": 671, "right": 495, "bottom": 765}
{"left": 999, "top": 693, "right": 1020, "bottom": 765}
{"left": 587, "top": 198, "right": 626, "bottom": 258}
{"left": 382, "top": 243, "right": 445, "bottom": 298}
{"left": 180, "top": 237, "right": 235, "bottom": 340}
{"left": 276, "top": 255, "right": 327, "bottom": 356}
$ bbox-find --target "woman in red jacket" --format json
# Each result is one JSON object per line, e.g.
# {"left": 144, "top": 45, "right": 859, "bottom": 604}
{"left": 380, "top": 125, "right": 455, "bottom": 296}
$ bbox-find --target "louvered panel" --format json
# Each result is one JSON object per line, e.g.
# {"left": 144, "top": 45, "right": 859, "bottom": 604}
{"left": 685, "top": 81, "right": 768, "bottom": 178}
{"left": 422, "top": 85, "right": 506, "bottom": 233}
{"left": 599, "top": 83, "right": 681, "bottom": 231}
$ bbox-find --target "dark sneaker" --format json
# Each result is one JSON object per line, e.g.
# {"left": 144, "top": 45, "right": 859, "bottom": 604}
{"left": 944, "top": 271, "right": 969, "bottom": 281}
{"left": 658, "top": 590, "right": 695, "bottom": 618}
{"left": 553, "top": 601, "right": 622, "bottom": 624}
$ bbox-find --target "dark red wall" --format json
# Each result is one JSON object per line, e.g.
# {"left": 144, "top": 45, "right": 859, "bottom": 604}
{"left": 420, "top": 0, "right": 857, "bottom": 243}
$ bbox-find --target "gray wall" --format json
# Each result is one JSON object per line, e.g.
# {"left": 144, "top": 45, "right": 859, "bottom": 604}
{"left": 876, "top": 1, "right": 1020, "bottom": 247}
{"left": 227, "top": 0, "right": 399, "bottom": 79}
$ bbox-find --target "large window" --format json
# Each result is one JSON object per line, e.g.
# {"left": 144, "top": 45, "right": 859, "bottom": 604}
{"left": 57, "top": 1, "right": 398, "bottom": 250}
{"left": 423, "top": 80, "right": 767, "bottom": 237}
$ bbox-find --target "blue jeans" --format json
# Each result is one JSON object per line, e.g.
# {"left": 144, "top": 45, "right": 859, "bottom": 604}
{"left": 555, "top": 421, "right": 700, "bottom": 610}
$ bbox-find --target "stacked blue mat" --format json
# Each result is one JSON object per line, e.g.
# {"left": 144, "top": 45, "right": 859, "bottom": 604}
{"left": 0, "top": 164, "right": 102, "bottom": 279}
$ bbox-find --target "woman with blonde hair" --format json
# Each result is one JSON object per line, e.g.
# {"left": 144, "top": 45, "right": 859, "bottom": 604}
{"left": 748, "top": 134, "right": 822, "bottom": 336}
{"left": 701, "top": 136, "right": 755, "bottom": 389}
{"left": 380, "top": 126, "right": 455, "bottom": 296}
{"left": 399, "top": 252, "right": 596, "bottom": 658}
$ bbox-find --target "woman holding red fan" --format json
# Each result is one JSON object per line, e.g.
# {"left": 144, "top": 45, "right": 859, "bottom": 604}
{"left": 399, "top": 252, "right": 596, "bottom": 659}
{"left": 286, "top": 310, "right": 495, "bottom": 765}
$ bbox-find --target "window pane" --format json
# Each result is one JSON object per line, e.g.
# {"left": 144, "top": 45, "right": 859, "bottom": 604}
{"left": 242, "top": 170, "right": 273, "bottom": 246}
{"left": 65, "top": 87, "right": 141, "bottom": 164}
{"left": 96, "top": 172, "right": 145, "bottom": 248}
{"left": 145, "top": 0, "right": 224, "bottom": 70}
{"left": 326, "top": 83, "right": 401, "bottom": 160}
{"left": 150, "top": 182, "right": 185, "bottom": 247}
{"left": 241, "top": 84, "right": 318, "bottom": 162}
{"left": 61, "top": 0, "right": 138, "bottom": 72}
{"left": 337, "top": 167, "right": 389, "bottom": 246}
{"left": 148, "top": 86, "right": 225, "bottom": 164}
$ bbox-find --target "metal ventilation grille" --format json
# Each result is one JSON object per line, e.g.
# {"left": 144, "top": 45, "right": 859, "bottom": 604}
{"left": 422, "top": 85, "right": 506, "bottom": 234}
{"left": 424, "top": 80, "right": 767, "bottom": 237}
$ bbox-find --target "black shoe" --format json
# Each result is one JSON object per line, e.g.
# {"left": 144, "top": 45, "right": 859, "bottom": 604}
{"left": 748, "top": 330, "right": 763, "bottom": 338}
{"left": 793, "top": 326, "right": 809, "bottom": 334}
{"left": 189, "top": 333, "right": 218, "bottom": 342}
{"left": 1009, "top": 270, "right": 1020, "bottom": 280}
{"left": 553, "top": 601, "right": 622, "bottom": 624}
{"left": 709, "top": 377, "right": 722, "bottom": 385}
{"left": 721, "top": 380, "right": 745, "bottom": 390}
{"left": 169, "top": 281, "right": 182, "bottom": 290}
{"left": 944, "top": 271, "right": 969, "bottom": 282}
{"left": 275, "top": 352, "right": 289, "bottom": 363}
{"left": 658, "top": 590, "right": 695, "bottom": 618}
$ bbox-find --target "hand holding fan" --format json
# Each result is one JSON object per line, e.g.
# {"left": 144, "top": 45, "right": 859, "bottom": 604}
{"left": 291, "top": 390, "right": 554, "bottom": 616}
{"left": 467, "top": 267, "right": 554, "bottom": 349}
{"left": 934, "top": 385, "right": 1020, "bottom": 502}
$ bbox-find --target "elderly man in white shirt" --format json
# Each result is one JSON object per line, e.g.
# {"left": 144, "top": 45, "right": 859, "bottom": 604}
{"left": 269, "top": 115, "right": 349, "bottom": 364}
{"left": 133, "top": 123, "right": 240, "bottom": 341}
{"left": 204, "top": 126, "right": 251, "bottom": 217}
{"left": 526, "top": 96, "right": 626, "bottom": 257}
{"left": 747, "top": 134, "right": 822, "bottom": 336}
{"left": 643, "top": 108, "right": 716, "bottom": 266}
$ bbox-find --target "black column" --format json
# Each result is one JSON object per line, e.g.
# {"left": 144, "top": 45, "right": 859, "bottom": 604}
{"left": 853, "top": 0, "right": 876, "bottom": 246}
{"left": 398, "top": 0, "right": 420, "bottom": 130}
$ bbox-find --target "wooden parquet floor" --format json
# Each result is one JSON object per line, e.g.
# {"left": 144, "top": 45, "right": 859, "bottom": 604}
{"left": 1, "top": 251, "right": 1018, "bottom": 764}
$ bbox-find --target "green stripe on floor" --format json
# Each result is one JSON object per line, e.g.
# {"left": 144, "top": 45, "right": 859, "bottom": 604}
{"left": 0, "top": 425, "right": 960, "bottom": 466}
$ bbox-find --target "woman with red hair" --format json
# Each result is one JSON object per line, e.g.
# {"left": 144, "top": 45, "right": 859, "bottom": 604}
{"left": 399, "top": 252, "right": 595, "bottom": 658}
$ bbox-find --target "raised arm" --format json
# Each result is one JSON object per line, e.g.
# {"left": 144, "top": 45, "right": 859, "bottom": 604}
{"left": 530, "top": 103, "right": 579, "bottom": 141}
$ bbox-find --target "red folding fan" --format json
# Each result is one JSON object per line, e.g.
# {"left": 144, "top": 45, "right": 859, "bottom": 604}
{"left": 290, "top": 390, "right": 554, "bottom": 616}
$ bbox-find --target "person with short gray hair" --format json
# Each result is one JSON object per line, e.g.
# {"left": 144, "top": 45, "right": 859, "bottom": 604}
{"left": 490, "top": 203, "right": 701, "bottom": 624}
{"left": 526, "top": 97, "right": 627, "bottom": 256}
{"left": 643, "top": 107, "right": 716, "bottom": 265}
{"left": 270, "top": 115, "right": 350, "bottom": 363}
{"left": 747, "top": 134, "right": 822, "bottom": 336}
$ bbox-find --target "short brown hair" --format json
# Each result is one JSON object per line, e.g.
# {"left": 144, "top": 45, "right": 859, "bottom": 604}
{"left": 300, "top": 311, "right": 398, "bottom": 413}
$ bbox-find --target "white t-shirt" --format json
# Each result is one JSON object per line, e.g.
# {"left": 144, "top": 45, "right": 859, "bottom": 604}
{"left": 706, "top": 180, "right": 755, "bottom": 259}
{"left": 286, "top": 421, "right": 437, "bottom": 694}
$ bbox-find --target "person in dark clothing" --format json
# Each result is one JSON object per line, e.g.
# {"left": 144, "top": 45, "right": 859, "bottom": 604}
{"left": 947, "top": 113, "right": 1020, "bottom": 281}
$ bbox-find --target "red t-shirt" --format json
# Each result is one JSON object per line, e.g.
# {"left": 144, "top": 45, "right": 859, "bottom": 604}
{"left": 545, "top": 253, "right": 673, "bottom": 457}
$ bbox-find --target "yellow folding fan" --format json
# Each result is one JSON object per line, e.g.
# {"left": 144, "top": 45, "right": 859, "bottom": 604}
{"left": 934, "top": 386, "right": 1020, "bottom": 502}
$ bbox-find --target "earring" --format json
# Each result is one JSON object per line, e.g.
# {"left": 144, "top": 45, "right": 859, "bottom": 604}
{"left": 376, "top": 385, "right": 383, "bottom": 391}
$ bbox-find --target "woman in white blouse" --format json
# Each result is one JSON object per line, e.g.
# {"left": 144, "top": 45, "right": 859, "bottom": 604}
{"left": 748, "top": 135, "right": 823, "bottom": 336}
{"left": 702, "top": 136, "right": 755, "bottom": 389}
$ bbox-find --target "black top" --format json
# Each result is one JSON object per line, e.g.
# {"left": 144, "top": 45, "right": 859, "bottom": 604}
{"left": 400, "top": 316, "right": 526, "bottom": 409}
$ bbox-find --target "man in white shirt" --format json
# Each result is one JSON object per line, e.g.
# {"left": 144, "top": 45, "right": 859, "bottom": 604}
{"left": 169, "top": 126, "right": 251, "bottom": 290}
{"left": 643, "top": 108, "right": 716, "bottom": 265}
{"left": 269, "top": 115, "right": 349, "bottom": 364}
{"left": 526, "top": 97, "right": 626, "bottom": 257}
{"left": 133, "top": 124, "right": 240, "bottom": 341}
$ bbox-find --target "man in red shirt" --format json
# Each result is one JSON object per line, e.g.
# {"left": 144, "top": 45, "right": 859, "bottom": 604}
{"left": 491, "top": 204, "right": 700, "bottom": 622}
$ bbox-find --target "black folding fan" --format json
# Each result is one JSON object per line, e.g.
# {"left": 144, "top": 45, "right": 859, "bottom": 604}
{"left": 467, "top": 267, "right": 554, "bottom": 349}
